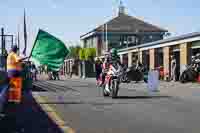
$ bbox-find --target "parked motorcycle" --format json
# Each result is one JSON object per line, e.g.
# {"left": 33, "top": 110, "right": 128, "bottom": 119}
{"left": 180, "top": 55, "right": 200, "bottom": 83}
{"left": 120, "top": 65, "right": 130, "bottom": 83}
{"left": 126, "top": 63, "right": 145, "bottom": 83}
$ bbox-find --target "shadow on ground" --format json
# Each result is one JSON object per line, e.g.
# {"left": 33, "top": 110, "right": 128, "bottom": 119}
{"left": 0, "top": 90, "right": 63, "bottom": 133}
{"left": 114, "top": 95, "right": 171, "bottom": 99}
{"left": 32, "top": 86, "right": 47, "bottom": 92}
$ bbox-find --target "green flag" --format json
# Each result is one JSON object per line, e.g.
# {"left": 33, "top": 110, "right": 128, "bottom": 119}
{"left": 30, "top": 29, "right": 69, "bottom": 71}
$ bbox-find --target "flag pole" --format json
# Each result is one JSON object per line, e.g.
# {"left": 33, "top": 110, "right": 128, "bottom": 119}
{"left": 23, "top": 8, "right": 27, "bottom": 56}
{"left": 102, "top": 24, "right": 105, "bottom": 55}
{"left": 105, "top": 23, "right": 108, "bottom": 52}
{"left": 17, "top": 28, "right": 20, "bottom": 55}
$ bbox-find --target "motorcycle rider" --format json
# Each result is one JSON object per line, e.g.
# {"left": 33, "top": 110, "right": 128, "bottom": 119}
{"left": 109, "top": 48, "right": 122, "bottom": 78}
{"left": 100, "top": 48, "right": 122, "bottom": 86}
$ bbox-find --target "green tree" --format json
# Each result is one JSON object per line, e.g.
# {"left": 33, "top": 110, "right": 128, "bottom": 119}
{"left": 79, "top": 48, "right": 86, "bottom": 61}
{"left": 78, "top": 47, "right": 96, "bottom": 61}
{"left": 82, "top": 48, "right": 96, "bottom": 61}
{"left": 90, "top": 48, "right": 96, "bottom": 57}
{"left": 85, "top": 48, "right": 90, "bottom": 60}
{"left": 68, "top": 45, "right": 82, "bottom": 59}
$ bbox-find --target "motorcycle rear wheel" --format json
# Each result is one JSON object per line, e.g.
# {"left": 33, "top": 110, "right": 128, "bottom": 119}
{"left": 180, "top": 72, "right": 187, "bottom": 83}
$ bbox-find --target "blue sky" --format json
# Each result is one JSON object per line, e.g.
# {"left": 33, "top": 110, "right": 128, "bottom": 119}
{"left": 0, "top": 0, "right": 200, "bottom": 54}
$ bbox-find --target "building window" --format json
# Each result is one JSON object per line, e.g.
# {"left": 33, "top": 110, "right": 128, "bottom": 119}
{"left": 131, "top": 36, "right": 135, "bottom": 43}
{"left": 135, "top": 37, "right": 139, "bottom": 44}
{"left": 128, "top": 36, "right": 132, "bottom": 42}
{"left": 127, "top": 35, "right": 138, "bottom": 47}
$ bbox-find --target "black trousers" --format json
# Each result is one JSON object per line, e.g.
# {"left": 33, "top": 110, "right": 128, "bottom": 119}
{"left": 96, "top": 70, "right": 102, "bottom": 80}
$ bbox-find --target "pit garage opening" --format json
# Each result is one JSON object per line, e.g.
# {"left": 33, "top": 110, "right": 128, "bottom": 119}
{"left": 142, "top": 50, "right": 150, "bottom": 70}
{"left": 191, "top": 41, "right": 200, "bottom": 56}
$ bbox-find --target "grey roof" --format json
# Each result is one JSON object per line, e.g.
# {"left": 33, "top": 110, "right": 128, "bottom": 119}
{"left": 81, "top": 14, "right": 167, "bottom": 39}
{"left": 118, "top": 32, "right": 200, "bottom": 52}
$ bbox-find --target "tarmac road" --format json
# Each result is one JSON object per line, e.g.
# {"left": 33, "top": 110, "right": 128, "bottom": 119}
{"left": 32, "top": 79, "right": 200, "bottom": 133}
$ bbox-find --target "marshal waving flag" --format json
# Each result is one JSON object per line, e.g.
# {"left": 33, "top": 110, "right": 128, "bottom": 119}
{"left": 30, "top": 29, "right": 69, "bottom": 71}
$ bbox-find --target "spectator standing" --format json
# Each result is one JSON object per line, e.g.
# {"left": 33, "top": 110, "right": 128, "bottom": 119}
{"left": 52, "top": 71, "right": 60, "bottom": 80}
{"left": 31, "top": 64, "right": 37, "bottom": 81}
{"left": 170, "top": 55, "right": 177, "bottom": 81}
{"left": 95, "top": 58, "right": 102, "bottom": 83}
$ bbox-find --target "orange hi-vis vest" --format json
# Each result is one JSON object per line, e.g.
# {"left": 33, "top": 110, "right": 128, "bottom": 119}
{"left": 7, "top": 52, "right": 22, "bottom": 71}
{"left": 7, "top": 52, "right": 23, "bottom": 103}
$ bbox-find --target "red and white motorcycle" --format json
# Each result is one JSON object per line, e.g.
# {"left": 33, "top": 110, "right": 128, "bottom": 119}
{"left": 101, "top": 63, "right": 122, "bottom": 98}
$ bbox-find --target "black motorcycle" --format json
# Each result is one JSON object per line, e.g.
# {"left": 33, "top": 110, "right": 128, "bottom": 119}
{"left": 126, "top": 63, "right": 145, "bottom": 83}
{"left": 120, "top": 65, "right": 131, "bottom": 83}
{"left": 180, "top": 56, "right": 200, "bottom": 83}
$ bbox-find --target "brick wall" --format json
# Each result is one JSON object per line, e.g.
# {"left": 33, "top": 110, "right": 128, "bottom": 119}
{"left": 139, "top": 51, "right": 142, "bottom": 63}
{"left": 163, "top": 46, "right": 170, "bottom": 79}
{"left": 128, "top": 52, "right": 133, "bottom": 67}
{"left": 149, "top": 49, "right": 155, "bottom": 70}
{"left": 180, "top": 43, "right": 189, "bottom": 65}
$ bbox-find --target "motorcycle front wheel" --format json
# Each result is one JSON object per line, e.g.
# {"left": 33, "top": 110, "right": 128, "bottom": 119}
{"left": 102, "top": 84, "right": 110, "bottom": 97}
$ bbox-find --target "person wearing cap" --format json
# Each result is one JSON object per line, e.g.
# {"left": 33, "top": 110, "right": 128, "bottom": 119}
{"left": 7, "top": 45, "right": 28, "bottom": 103}
{"left": 31, "top": 63, "right": 38, "bottom": 81}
